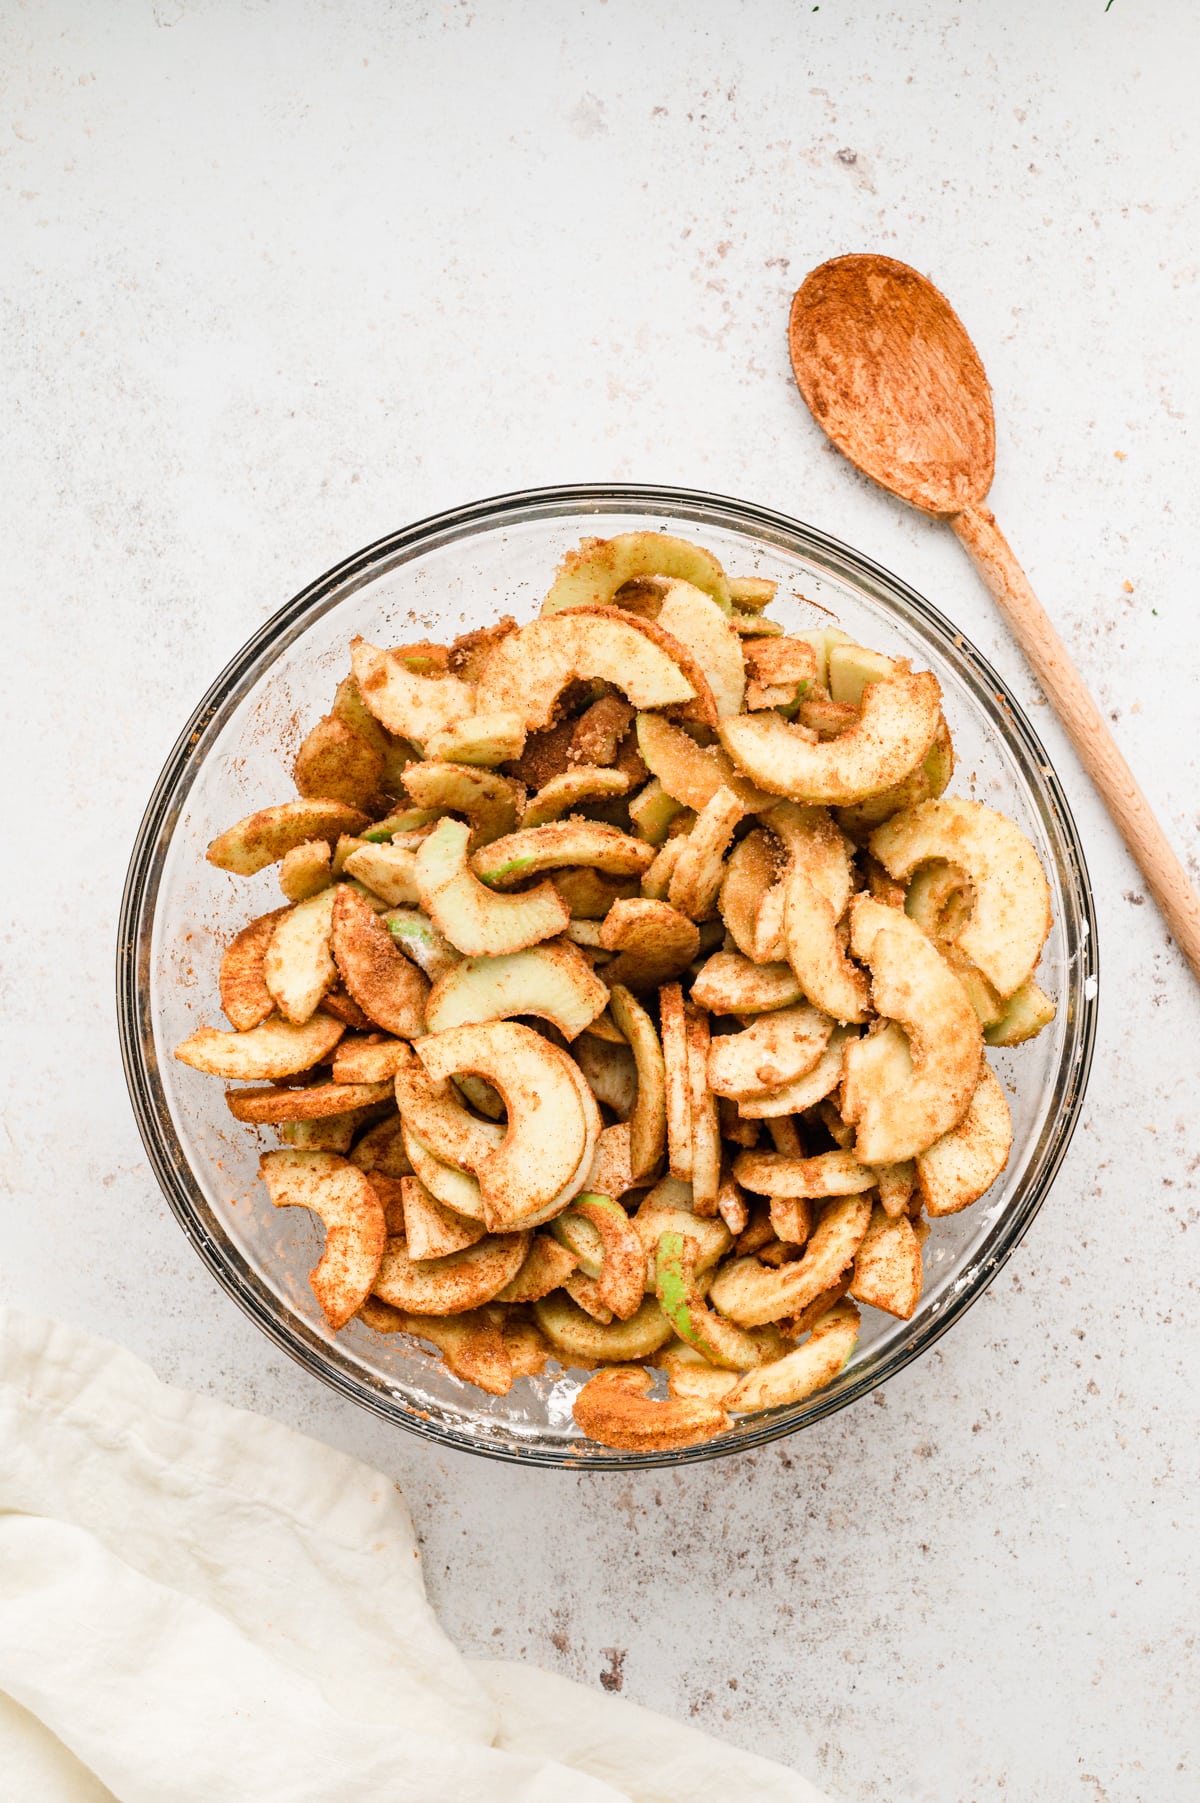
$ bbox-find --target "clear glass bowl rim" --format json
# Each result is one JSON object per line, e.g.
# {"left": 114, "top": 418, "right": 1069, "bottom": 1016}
{"left": 117, "top": 482, "right": 1098, "bottom": 1470}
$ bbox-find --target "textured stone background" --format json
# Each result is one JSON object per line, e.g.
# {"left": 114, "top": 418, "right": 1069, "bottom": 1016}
{"left": 4, "top": 4, "right": 1198, "bottom": 1800}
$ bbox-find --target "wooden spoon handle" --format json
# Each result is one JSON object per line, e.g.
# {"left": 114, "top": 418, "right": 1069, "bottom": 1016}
{"left": 950, "top": 503, "right": 1200, "bottom": 978}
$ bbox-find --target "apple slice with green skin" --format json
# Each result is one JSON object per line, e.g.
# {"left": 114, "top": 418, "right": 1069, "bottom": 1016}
{"left": 382, "top": 909, "right": 462, "bottom": 982}
{"left": 401, "top": 1124, "right": 493, "bottom": 1220}
{"left": 360, "top": 808, "right": 442, "bottom": 843}
{"left": 572, "top": 1365, "right": 729, "bottom": 1451}
{"left": 174, "top": 1012, "right": 344, "bottom": 1080}
{"left": 719, "top": 670, "right": 942, "bottom": 804}
{"left": 870, "top": 797, "right": 1051, "bottom": 999}
{"left": 848, "top": 1206, "right": 923, "bottom": 1319}
{"left": 330, "top": 884, "right": 429, "bottom": 1038}
{"left": 708, "top": 1195, "right": 874, "bottom": 1326}
{"left": 826, "top": 642, "right": 898, "bottom": 706}
{"left": 915, "top": 1060, "right": 1012, "bottom": 1217}
{"left": 416, "top": 1020, "right": 592, "bottom": 1232}
{"left": 393, "top": 1043, "right": 505, "bottom": 1177}
{"left": 984, "top": 978, "right": 1056, "bottom": 1047}
{"left": 422, "top": 711, "right": 526, "bottom": 766}
{"left": 607, "top": 984, "right": 667, "bottom": 1181}
{"left": 631, "top": 1199, "right": 730, "bottom": 1292}
{"left": 492, "top": 1232, "right": 579, "bottom": 1303}
{"left": 655, "top": 579, "right": 746, "bottom": 717}
{"left": 207, "top": 799, "right": 371, "bottom": 876}
{"left": 628, "top": 777, "right": 685, "bottom": 845}
{"left": 416, "top": 817, "right": 570, "bottom": 957}
{"left": 372, "top": 1230, "right": 530, "bottom": 1315}
{"left": 401, "top": 762, "right": 521, "bottom": 848}
{"left": 706, "top": 1004, "right": 833, "bottom": 1102}
{"left": 636, "top": 711, "right": 772, "bottom": 813}
{"left": 725, "top": 1299, "right": 860, "bottom": 1414}
{"left": 522, "top": 766, "right": 630, "bottom": 827}
{"left": 553, "top": 1194, "right": 645, "bottom": 1320}
{"left": 472, "top": 820, "right": 655, "bottom": 889}
{"left": 259, "top": 1149, "right": 385, "bottom": 1330}
{"left": 654, "top": 1231, "right": 773, "bottom": 1370}
{"left": 425, "top": 940, "right": 608, "bottom": 1042}
{"left": 341, "top": 842, "right": 421, "bottom": 907}
{"left": 843, "top": 895, "right": 982, "bottom": 1163}
{"left": 351, "top": 638, "right": 477, "bottom": 743}
{"left": 476, "top": 607, "right": 712, "bottom": 731}
{"left": 532, "top": 1292, "right": 675, "bottom": 1363}
{"left": 689, "top": 951, "right": 802, "bottom": 1015}
{"left": 732, "top": 1147, "right": 876, "bottom": 1199}
{"left": 219, "top": 907, "right": 291, "bottom": 1030}
{"left": 541, "top": 530, "right": 732, "bottom": 615}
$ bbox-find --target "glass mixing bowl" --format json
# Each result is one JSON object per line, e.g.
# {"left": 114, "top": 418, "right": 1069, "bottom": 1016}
{"left": 118, "top": 484, "right": 1097, "bottom": 1469}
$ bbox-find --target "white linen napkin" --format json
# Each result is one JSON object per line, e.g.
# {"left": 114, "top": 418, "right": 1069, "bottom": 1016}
{"left": 0, "top": 1310, "right": 834, "bottom": 1802}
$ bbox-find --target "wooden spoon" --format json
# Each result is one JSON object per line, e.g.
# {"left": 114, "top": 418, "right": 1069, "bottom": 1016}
{"left": 789, "top": 252, "right": 1200, "bottom": 980}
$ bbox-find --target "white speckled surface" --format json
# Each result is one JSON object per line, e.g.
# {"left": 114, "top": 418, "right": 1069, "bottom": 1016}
{"left": 4, "top": 5, "right": 1199, "bottom": 1800}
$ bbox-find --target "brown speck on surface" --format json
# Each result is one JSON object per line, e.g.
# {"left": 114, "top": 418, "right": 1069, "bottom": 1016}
{"left": 599, "top": 1647, "right": 626, "bottom": 1692}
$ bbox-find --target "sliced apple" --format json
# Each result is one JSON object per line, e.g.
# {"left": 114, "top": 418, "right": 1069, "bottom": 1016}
{"left": 532, "top": 1292, "right": 674, "bottom": 1363}
{"left": 763, "top": 803, "right": 855, "bottom": 916}
{"left": 655, "top": 1230, "right": 770, "bottom": 1370}
{"left": 259, "top": 1149, "right": 386, "bottom": 1329}
{"left": 226, "top": 1080, "right": 392, "bottom": 1123}
{"left": 750, "top": 883, "right": 786, "bottom": 963}
{"left": 659, "top": 981, "right": 693, "bottom": 1180}
{"left": 554, "top": 866, "right": 642, "bottom": 917}
{"left": 293, "top": 712, "right": 386, "bottom": 812}
{"left": 655, "top": 579, "right": 746, "bottom": 717}
{"left": 842, "top": 895, "right": 982, "bottom": 1163}
{"left": 628, "top": 776, "right": 685, "bottom": 845}
{"left": 707, "top": 1004, "right": 834, "bottom": 1101}
{"left": 207, "top": 799, "right": 370, "bottom": 876}
{"left": 279, "top": 840, "right": 334, "bottom": 903}
{"left": 401, "top": 761, "right": 521, "bottom": 849}
{"left": 915, "top": 1061, "right": 1012, "bottom": 1217}
{"left": 632, "top": 1197, "right": 731, "bottom": 1290}
{"left": 826, "top": 642, "right": 898, "bottom": 706}
{"left": 667, "top": 787, "right": 743, "bottom": 922}
{"left": 743, "top": 634, "right": 818, "bottom": 695}
{"left": 732, "top": 1146, "right": 875, "bottom": 1199}
{"left": 572, "top": 1366, "right": 728, "bottom": 1451}
{"left": 399, "top": 1175, "right": 486, "bottom": 1261}
{"left": 708, "top": 1195, "right": 873, "bottom": 1326}
{"left": 381, "top": 909, "right": 462, "bottom": 982}
{"left": 175, "top": 1012, "right": 344, "bottom": 1080}
{"left": 364, "top": 1305, "right": 515, "bottom": 1395}
{"left": 873, "top": 1159, "right": 916, "bottom": 1218}
{"left": 417, "top": 1020, "right": 593, "bottom": 1231}
{"left": 661, "top": 1344, "right": 741, "bottom": 1405}
{"left": 522, "top": 766, "right": 630, "bottom": 828}
{"left": 725, "top": 1299, "right": 860, "bottom": 1414}
{"left": 422, "top": 711, "right": 526, "bottom": 766}
{"left": 569, "top": 693, "right": 637, "bottom": 766}
{"left": 835, "top": 719, "right": 955, "bottom": 843}
{"left": 473, "top": 820, "right": 655, "bottom": 890}
{"left": 563, "top": 1269, "right": 614, "bottom": 1323}
{"left": 636, "top": 711, "right": 772, "bottom": 813}
{"left": 598, "top": 899, "right": 699, "bottom": 989}
{"left": 415, "top": 817, "right": 570, "bottom": 956}
{"left": 331, "top": 1036, "right": 409, "bottom": 1084}
{"left": 782, "top": 865, "right": 871, "bottom": 1025}
{"left": 870, "top": 797, "right": 1052, "bottom": 998}
{"left": 573, "top": 1032, "right": 639, "bottom": 1117}
{"left": 493, "top": 1232, "right": 580, "bottom": 1302}
{"left": 607, "top": 984, "right": 668, "bottom": 1181}
{"left": 984, "top": 979, "right": 1057, "bottom": 1047}
{"left": 425, "top": 940, "right": 607, "bottom": 1042}
{"left": 541, "top": 530, "right": 732, "bottom": 615}
{"left": 402, "top": 1125, "right": 491, "bottom": 1220}
{"left": 904, "top": 856, "right": 973, "bottom": 941}
{"left": 476, "top": 607, "right": 707, "bottom": 732}
{"left": 330, "top": 884, "right": 429, "bottom": 1038}
{"left": 941, "top": 944, "right": 1005, "bottom": 1030}
{"left": 718, "top": 671, "right": 942, "bottom": 804}
{"left": 347, "top": 1114, "right": 411, "bottom": 1178}
{"left": 554, "top": 1194, "right": 644, "bottom": 1320}
{"left": 640, "top": 835, "right": 688, "bottom": 903}
{"left": 585, "top": 1120, "right": 635, "bottom": 1202}
{"left": 373, "top": 1230, "right": 530, "bottom": 1314}
{"left": 719, "top": 829, "right": 782, "bottom": 959}
{"left": 393, "top": 1043, "right": 506, "bottom": 1175}
{"left": 219, "top": 907, "right": 291, "bottom": 1031}
{"left": 689, "top": 951, "right": 802, "bottom": 1015}
{"left": 351, "top": 638, "right": 477, "bottom": 744}
{"left": 848, "top": 1207, "right": 923, "bottom": 1319}
{"left": 340, "top": 843, "right": 421, "bottom": 908}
